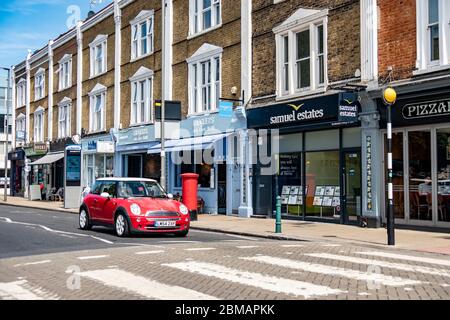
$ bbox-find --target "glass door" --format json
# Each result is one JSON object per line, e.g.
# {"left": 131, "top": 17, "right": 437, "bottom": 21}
{"left": 342, "top": 151, "right": 361, "bottom": 223}
{"left": 408, "top": 130, "right": 433, "bottom": 223}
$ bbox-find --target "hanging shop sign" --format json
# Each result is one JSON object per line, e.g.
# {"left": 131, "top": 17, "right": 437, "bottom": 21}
{"left": 247, "top": 93, "right": 360, "bottom": 129}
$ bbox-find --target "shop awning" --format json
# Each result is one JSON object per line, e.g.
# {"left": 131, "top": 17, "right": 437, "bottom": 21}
{"left": 147, "top": 133, "right": 230, "bottom": 154}
{"left": 30, "top": 152, "right": 64, "bottom": 166}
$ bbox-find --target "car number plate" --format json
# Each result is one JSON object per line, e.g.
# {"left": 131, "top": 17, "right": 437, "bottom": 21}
{"left": 155, "top": 221, "right": 176, "bottom": 227}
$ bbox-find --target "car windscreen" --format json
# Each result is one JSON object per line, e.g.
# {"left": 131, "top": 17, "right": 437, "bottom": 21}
{"left": 117, "top": 181, "right": 167, "bottom": 198}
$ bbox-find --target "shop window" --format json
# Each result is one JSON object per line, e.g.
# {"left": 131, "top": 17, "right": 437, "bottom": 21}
{"left": 278, "top": 152, "right": 303, "bottom": 216}
{"left": 275, "top": 8, "right": 328, "bottom": 98}
{"left": 343, "top": 127, "right": 362, "bottom": 148}
{"left": 305, "top": 129, "right": 339, "bottom": 151}
{"left": 174, "top": 151, "right": 213, "bottom": 188}
{"left": 84, "top": 154, "right": 114, "bottom": 188}
{"left": 131, "top": 11, "right": 154, "bottom": 60}
{"left": 436, "top": 128, "right": 450, "bottom": 222}
{"left": 305, "top": 151, "right": 340, "bottom": 218}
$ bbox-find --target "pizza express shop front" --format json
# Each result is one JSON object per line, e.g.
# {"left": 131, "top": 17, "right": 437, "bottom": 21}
{"left": 378, "top": 91, "right": 450, "bottom": 228}
{"left": 247, "top": 93, "right": 362, "bottom": 224}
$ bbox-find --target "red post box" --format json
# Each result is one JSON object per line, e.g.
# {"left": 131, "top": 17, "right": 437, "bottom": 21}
{"left": 181, "top": 173, "right": 199, "bottom": 221}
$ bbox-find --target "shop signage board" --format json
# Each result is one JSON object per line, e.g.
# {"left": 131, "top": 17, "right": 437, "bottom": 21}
{"left": 117, "top": 125, "right": 155, "bottom": 146}
{"left": 96, "top": 141, "right": 115, "bottom": 154}
{"left": 379, "top": 94, "right": 450, "bottom": 127}
{"left": 218, "top": 101, "right": 234, "bottom": 118}
{"left": 247, "top": 93, "right": 360, "bottom": 130}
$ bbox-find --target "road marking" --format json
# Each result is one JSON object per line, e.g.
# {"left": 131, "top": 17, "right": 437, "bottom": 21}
{"left": 0, "top": 280, "right": 59, "bottom": 300}
{"left": 14, "top": 260, "right": 51, "bottom": 267}
{"left": 158, "top": 241, "right": 200, "bottom": 244}
{"left": 305, "top": 253, "right": 450, "bottom": 277}
{"left": 77, "top": 255, "right": 109, "bottom": 260}
{"left": 185, "top": 248, "right": 216, "bottom": 251}
{"left": 356, "top": 251, "right": 450, "bottom": 267}
{"left": 135, "top": 250, "right": 165, "bottom": 255}
{"left": 224, "top": 234, "right": 258, "bottom": 241}
{"left": 321, "top": 244, "right": 341, "bottom": 247}
{"left": 164, "top": 261, "right": 345, "bottom": 298}
{"left": 242, "top": 256, "right": 422, "bottom": 287}
{"left": 78, "top": 269, "right": 218, "bottom": 300}
{"left": 236, "top": 246, "right": 259, "bottom": 249}
{"left": 281, "top": 244, "right": 304, "bottom": 248}
{"left": 0, "top": 217, "right": 114, "bottom": 245}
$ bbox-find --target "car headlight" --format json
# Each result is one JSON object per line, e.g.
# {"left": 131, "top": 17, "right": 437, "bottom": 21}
{"left": 130, "top": 203, "right": 141, "bottom": 216}
{"left": 179, "top": 204, "right": 189, "bottom": 216}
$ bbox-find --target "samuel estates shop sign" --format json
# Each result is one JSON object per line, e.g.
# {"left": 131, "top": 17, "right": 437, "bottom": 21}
{"left": 247, "top": 93, "right": 359, "bottom": 130}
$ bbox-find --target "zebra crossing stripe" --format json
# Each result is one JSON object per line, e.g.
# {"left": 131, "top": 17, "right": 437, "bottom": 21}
{"left": 356, "top": 251, "right": 450, "bottom": 267}
{"left": 163, "top": 261, "right": 345, "bottom": 298}
{"left": 78, "top": 269, "right": 218, "bottom": 300}
{"left": 0, "top": 280, "right": 59, "bottom": 300}
{"left": 305, "top": 253, "right": 450, "bottom": 277}
{"left": 242, "top": 256, "right": 422, "bottom": 287}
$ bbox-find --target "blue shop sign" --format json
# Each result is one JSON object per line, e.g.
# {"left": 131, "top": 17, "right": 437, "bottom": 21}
{"left": 117, "top": 125, "right": 155, "bottom": 146}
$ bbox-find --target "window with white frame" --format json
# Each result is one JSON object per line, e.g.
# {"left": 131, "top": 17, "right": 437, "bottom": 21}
{"left": 16, "top": 79, "right": 26, "bottom": 107}
{"left": 89, "top": 84, "right": 106, "bottom": 133}
{"left": 131, "top": 11, "right": 154, "bottom": 60}
{"left": 187, "top": 44, "right": 222, "bottom": 114}
{"left": 416, "top": 0, "right": 450, "bottom": 72}
{"left": 59, "top": 55, "right": 72, "bottom": 90}
{"left": 190, "top": 0, "right": 221, "bottom": 35}
{"left": 58, "top": 100, "right": 71, "bottom": 138}
{"left": 16, "top": 114, "right": 25, "bottom": 139}
{"left": 274, "top": 8, "right": 328, "bottom": 98}
{"left": 34, "top": 108, "right": 44, "bottom": 143}
{"left": 130, "top": 67, "right": 153, "bottom": 125}
{"left": 89, "top": 35, "right": 107, "bottom": 77}
{"left": 34, "top": 69, "right": 45, "bottom": 101}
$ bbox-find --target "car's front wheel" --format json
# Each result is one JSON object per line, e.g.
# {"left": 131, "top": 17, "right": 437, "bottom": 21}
{"left": 79, "top": 208, "right": 92, "bottom": 230}
{"left": 115, "top": 213, "right": 130, "bottom": 237}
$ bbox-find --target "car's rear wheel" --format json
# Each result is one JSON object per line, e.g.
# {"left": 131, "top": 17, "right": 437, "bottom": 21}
{"left": 79, "top": 208, "right": 92, "bottom": 230}
{"left": 115, "top": 213, "right": 130, "bottom": 237}
{"left": 175, "top": 229, "right": 189, "bottom": 237}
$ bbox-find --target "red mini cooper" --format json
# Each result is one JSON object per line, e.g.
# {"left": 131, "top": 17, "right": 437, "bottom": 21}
{"left": 79, "top": 178, "right": 190, "bottom": 237}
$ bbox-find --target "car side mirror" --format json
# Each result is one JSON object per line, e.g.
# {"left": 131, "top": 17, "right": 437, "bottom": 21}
{"left": 167, "top": 193, "right": 174, "bottom": 200}
{"left": 100, "top": 192, "right": 110, "bottom": 199}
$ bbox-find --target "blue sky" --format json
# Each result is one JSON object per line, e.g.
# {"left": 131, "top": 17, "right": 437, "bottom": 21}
{"left": 0, "top": 0, "right": 113, "bottom": 68}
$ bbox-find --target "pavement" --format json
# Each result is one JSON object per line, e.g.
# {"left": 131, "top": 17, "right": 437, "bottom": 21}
{"left": 0, "top": 204, "right": 450, "bottom": 301}
{"left": 1, "top": 196, "right": 450, "bottom": 256}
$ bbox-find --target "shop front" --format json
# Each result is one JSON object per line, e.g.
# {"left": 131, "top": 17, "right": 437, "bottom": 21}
{"left": 378, "top": 90, "right": 450, "bottom": 228}
{"left": 24, "top": 143, "right": 48, "bottom": 199}
{"left": 149, "top": 109, "right": 247, "bottom": 215}
{"left": 116, "top": 125, "right": 161, "bottom": 181}
{"left": 247, "top": 93, "right": 362, "bottom": 224}
{"left": 8, "top": 148, "right": 25, "bottom": 197}
{"left": 81, "top": 134, "right": 115, "bottom": 189}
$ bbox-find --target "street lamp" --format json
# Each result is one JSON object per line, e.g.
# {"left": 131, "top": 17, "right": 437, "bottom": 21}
{"left": 1, "top": 67, "right": 10, "bottom": 202}
{"left": 160, "top": 0, "right": 166, "bottom": 190}
{"left": 383, "top": 87, "right": 397, "bottom": 246}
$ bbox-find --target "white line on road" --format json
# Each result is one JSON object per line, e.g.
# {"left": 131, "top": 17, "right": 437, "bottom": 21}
{"left": 0, "top": 217, "right": 114, "bottom": 245}
{"left": 77, "top": 255, "right": 109, "bottom": 260}
{"left": 356, "top": 251, "right": 450, "bottom": 267}
{"left": 242, "top": 256, "right": 422, "bottom": 287}
{"left": 164, "top": 261, "right": 345, "bottom": 299}
{"left": 135, "top": 250, "right": 165, "bottom": 255}
{"left": 236, "top": 246, "right": 259, "bottom": 249}
{"left": 14, "top": 260, "right": 51, "bottom": 267}
{"left": 321, "top": 244, "right": 341, "bottom": 247}
{"left": 0, "top": 280, "right": 59, "bottom": 300}
{"left": 185, "top": 248, "right": 216, "bottom": 251}
{"left": 158, "top": 241, "right": 200, "bottom": 244}
{"left": 281, "top": 244, "right": 304, "bottom": 248}
{"left": 305, "top": 253, "right": 450, "bottom": 278}
{"left": 78, "top": 269, "right": 218, "bottom": 300}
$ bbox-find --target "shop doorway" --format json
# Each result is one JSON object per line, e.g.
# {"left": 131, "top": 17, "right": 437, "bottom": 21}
{"left": 218, "top": 164, "right": 227, "bottom": 214}
{"left": 342, "top": 150, "right": 362, "bottom": 223}
{"left": 127, "top": 155, "right": 143, "bottom": 178}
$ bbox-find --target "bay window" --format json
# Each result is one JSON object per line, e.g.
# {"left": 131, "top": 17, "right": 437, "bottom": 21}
{"left": 274, "top": 8, "right": 328, "bottom": 98}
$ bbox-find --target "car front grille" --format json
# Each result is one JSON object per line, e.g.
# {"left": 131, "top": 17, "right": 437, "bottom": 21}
{"left": 145, "top": 211, "right": 179, "bottom": 218}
